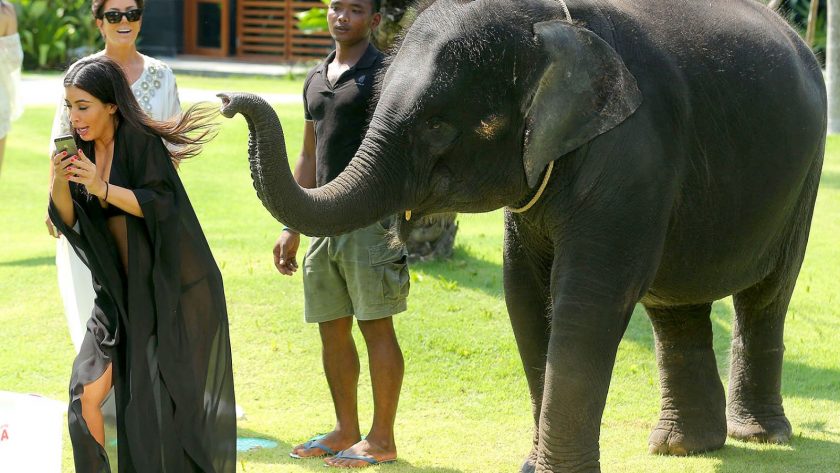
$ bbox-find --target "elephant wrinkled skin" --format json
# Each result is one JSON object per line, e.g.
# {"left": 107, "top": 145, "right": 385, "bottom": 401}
{"left": 219, "top": 0, "right": 826, "bottom": 471}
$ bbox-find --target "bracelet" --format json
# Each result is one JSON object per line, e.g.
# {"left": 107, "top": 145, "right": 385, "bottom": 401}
{"left": 283, "top": 226, "right": 299, "bottom": 234}
{"left": 103, "top": 181, "right": 109, "bottom": 202}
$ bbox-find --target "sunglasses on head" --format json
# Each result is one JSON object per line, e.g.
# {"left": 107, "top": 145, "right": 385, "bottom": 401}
{"left": 100, "top": 8, "right": 143, "bottom": 24}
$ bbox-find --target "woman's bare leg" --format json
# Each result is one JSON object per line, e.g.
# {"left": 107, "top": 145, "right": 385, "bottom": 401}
{"left": 80, "top": 364, "right": 113, "bottom": 446}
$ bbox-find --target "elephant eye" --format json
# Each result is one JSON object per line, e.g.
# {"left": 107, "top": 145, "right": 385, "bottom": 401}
{"left": 422, "top": 117, "right": 459, "bottom": 154}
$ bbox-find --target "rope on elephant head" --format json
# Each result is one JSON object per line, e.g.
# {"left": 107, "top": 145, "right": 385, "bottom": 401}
{"left": 557, "top": 0, "right": 572, "bottom": 22}
{"left": 507, "top": 161, "right": 554, "bottom": 214}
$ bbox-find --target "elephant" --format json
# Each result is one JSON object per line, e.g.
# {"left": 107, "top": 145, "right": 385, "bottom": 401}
{"left": 218, "top": 0, "right": 826, "bottom": 471}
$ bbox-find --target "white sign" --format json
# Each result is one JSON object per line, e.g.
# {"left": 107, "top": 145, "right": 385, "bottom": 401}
{"left": 0, "top": 391, "right": 65, "bottom": 473}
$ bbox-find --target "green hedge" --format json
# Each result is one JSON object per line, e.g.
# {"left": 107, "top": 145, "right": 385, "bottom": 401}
{"left": 14, "top": 0, "right": 102, "bottom": 71}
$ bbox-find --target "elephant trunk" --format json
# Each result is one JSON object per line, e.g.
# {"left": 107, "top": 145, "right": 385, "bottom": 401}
{"left": 218, "top": 92, "right": 408, "bottom": 237}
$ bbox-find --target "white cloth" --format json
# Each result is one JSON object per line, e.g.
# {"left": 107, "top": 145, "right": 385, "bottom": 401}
{"left": 0, "top": 32, "right": 23, "bottom": 139}
{"left": 52, "top": 53, "right": 181, "bottom": 352}
{"left": 56, "top": 223, "right": 91, "bottom": 350}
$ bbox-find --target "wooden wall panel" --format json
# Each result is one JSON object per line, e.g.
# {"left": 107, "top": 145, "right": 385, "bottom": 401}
{"left": 236, "top": 0, "right": 334, "bottom": 62}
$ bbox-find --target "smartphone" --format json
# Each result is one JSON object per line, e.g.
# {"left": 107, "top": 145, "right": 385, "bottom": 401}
{"left": 53, "top": 135, "right": 78, "bottom": 160}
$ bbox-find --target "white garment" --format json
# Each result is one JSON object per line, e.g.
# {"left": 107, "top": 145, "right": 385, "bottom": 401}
{"left": 0, "top": 32, "right": 23, "bottom": 139}
{"left": 52, "top": 53, "right": 181, "bottom": 352}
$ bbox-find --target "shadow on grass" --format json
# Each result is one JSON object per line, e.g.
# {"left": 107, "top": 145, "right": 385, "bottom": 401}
{"left": 411, "top": 246, "right": 502, "bottom": 297}
{"left": 818, "top": 169, "right": 839, "bottom": 190}
{"left": 622, "top": 301, "right": 840, "bottom": 402}
{"left": 0, "top": 255, "right": 54, "bottom": 267}
{"left": 710, "top": 435, "right": 840, "bottom": 473}
{"left": 621, "top": 300, "right": 735, "bottom": 350}
{"left": 433, "top": 255, "right": 839, "bottom": 401}
{"left": 235, "top": 427, "right": 466, "bottom": 472}
{"left": 781, "top": 360, "right": 840, "bottom": 403}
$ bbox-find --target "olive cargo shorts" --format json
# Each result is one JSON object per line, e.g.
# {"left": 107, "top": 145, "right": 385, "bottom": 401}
{"left": 302, "top": 221, "right": 409, "bottom": 323}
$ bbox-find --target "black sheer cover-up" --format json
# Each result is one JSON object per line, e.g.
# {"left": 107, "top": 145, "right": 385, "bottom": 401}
{"left": 49, "top": 122, "right": 236, "bottom": 473}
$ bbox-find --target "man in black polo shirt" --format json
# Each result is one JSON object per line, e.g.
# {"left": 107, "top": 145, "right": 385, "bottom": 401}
{"left": 274, "top": 0, "right": 408, "bottom": 468}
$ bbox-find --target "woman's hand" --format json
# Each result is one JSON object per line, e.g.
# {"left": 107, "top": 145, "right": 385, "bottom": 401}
{"left": 65, "top": 149, "right": 107, "bottom": 199}
{"left": 52, "top": 150, "right": 75, "bottom": 184}
{"left": 45, "top": 212, "right": 60, "bottom": 238}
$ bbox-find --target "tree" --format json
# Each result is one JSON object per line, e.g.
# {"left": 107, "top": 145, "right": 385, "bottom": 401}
{"left": 806, "top": 0, "right": 821, "bottom": 46}
{"left": 829, "top": 0, "right": 840, "bottom": 132}
{"left": 14, "top": 0, "right": 102, "bottom": 69}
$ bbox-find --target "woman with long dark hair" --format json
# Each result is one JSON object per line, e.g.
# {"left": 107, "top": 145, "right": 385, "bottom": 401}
{"left": 50, "top": 0, "right": 182, "bottom": 355}
{"left": 49, "top": 56, "right": 235, "bottom": 472}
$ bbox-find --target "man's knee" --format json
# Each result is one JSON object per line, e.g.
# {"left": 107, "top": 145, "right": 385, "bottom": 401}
{"left": 318, "top": 316, "right": 354, "bottom": 339}
{"left": 358, "top": 317, "right": 397, "bottom": 340}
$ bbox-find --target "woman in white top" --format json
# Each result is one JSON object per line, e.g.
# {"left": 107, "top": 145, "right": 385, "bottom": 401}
{"left": 50, "top": 0, "right": 181, "bottom": 351}
{"left": 0, "top": 0, "right": 23, "bottom": 177}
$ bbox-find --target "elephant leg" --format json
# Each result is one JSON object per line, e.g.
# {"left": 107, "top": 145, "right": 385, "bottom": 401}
{"left": 727, "top": 157, "right": 820, "bottom": 445}
{"left": 522, "top": 131, "right": 673, "bottom": 472}
{"left": 535, "top": 295, "right": 635, "bottom": 472}
{"left": 726, "top": 278, "right": 795, "bottom": 444}
{"left": 536, "top": 231, "right": 651, "bottom": 470}
{"left": 503, "top": 213, "right": 552, "bottom": 473}
{"left": 645, "top": 303, "right": 726, "bottom": 455}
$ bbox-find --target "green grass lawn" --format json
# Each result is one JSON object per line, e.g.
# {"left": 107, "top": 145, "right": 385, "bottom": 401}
{"left": 175, "top": 74, "right": 307, "bottom": 95}
{"left": 1, "top": 90, "right": 838, "bottom": 472}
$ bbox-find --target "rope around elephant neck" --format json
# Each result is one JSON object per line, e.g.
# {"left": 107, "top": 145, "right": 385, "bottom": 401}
{"left": 556, "top": 0, "right": 572, "bottom": 22}
{"left": 508, "top": 161, "right": 554, "bottom": 213}
{"left": 507, "top": 1, "right": 569, "bottom": 214}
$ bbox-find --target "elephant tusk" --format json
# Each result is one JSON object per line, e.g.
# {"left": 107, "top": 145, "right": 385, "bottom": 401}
{"left": 405, "top": 210, "right": 412, "bottom": 221}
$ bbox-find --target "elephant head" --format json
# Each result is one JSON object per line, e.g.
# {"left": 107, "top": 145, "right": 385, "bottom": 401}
{"left": 219, "top": 0, "right": 641, "bottom": 238}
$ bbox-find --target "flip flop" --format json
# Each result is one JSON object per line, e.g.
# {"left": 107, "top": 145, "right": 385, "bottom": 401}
{"left": 325, "top": 449, "right": 397, "bottom": 468}
{"left": 289, "top": 434, "right": 338, "bottom": 459}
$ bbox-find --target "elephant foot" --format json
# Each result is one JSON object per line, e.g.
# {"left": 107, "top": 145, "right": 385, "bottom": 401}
{"left": 648, "top": 418, "right": 726, "bottom": 456}
{"left": 520, "top": 455, "right": 536, "bottom": 473}
{"left": 521, "top": 449, "right": 600, "bottom": 472}
{"left": 727, "top": 414, "right": 791, "bottom": 444}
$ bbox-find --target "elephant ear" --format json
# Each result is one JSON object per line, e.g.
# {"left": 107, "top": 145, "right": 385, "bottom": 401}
{"left": 522, "top": 21, "right": 643, "bottom": 188}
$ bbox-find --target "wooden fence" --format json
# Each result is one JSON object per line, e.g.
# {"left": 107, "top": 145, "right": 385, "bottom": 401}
{"left": 237, "top": 0, "right": 334, "bottom": 61}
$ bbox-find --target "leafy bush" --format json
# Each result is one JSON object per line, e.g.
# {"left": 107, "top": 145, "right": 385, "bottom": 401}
{"left": 296, "top": 0, "right": 329, "bottom": 35}
{"left": 295, "top": 0, "right": 413, "bottom": 51}
{"left": 13, "top": 0, "right": 102, "bottom": 70}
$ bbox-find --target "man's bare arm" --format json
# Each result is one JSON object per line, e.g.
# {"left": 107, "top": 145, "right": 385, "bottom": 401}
{"left": 274, "top": 120, "right": 317, "bottom": 275}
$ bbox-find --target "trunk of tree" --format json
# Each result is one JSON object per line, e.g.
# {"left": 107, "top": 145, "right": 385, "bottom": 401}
{"left": 371, "top": 0, "right": 415, "bottom": 51}
{"left": 405, "top": 214, "right": 459, "bottom": 262}
{"left": 829, "top": 0, "right": 840, "bottom": 132}
{"left": 807, "top": 0, "right": 821, "bottom": 46}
